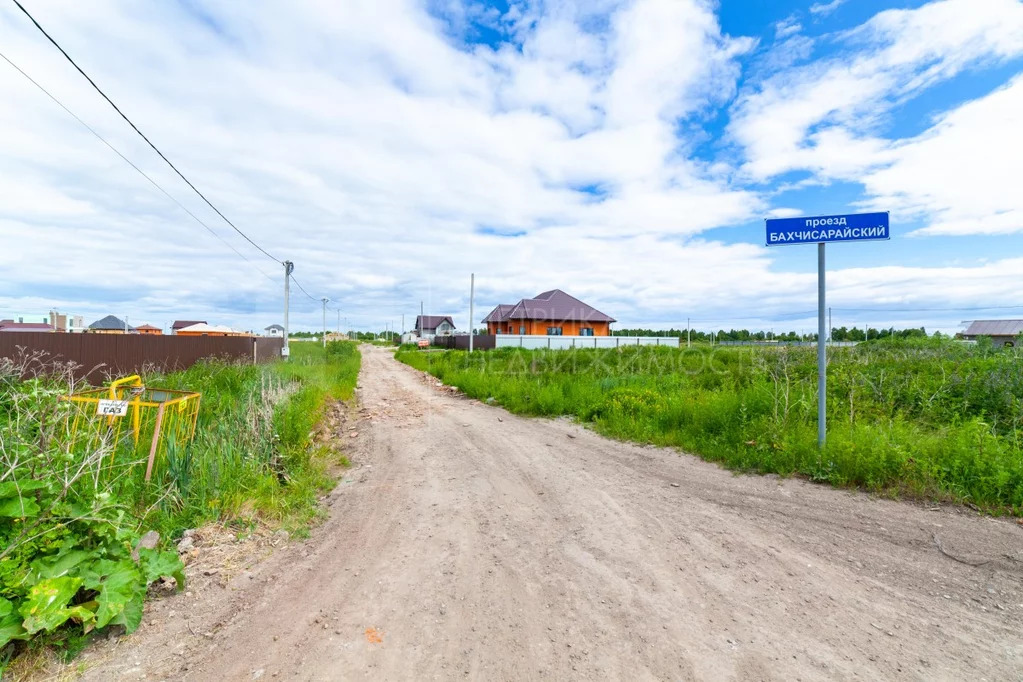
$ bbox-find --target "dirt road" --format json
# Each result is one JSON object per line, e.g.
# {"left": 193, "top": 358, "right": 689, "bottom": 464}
{"left": 81, "top": 345, "right": 1022, "bottom": 681}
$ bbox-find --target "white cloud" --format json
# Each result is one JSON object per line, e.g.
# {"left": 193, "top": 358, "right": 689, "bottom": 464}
{"left": 0, "top": 0, "right": 1020, "bottom": 335}
{"left": 872, "top": 75, "right": 1023, "bottom": 236}
{"left": 730, "top": 0, "right": 1023, "bottom": 181}
{"left": 0, "top": 0, "right": 764, "bottom": 331}
{"left": 809, "top": 0, "right": 845, "bottom": 18}
{"left": 728, "top": 0, "right": 1023, "bottom": 238}
{"left": 774, "top": 16, "right": 802, "bottom": 39}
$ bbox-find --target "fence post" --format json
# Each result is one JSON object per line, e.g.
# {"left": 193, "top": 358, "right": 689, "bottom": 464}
{"left": 144, "top": 403, "right": 166, "bottom": 483}
{"left": 252, "top": 339, "right": 258, "bottom": 364}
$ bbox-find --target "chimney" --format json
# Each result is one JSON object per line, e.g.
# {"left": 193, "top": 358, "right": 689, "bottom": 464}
{"left": 18, "top": 317, "right": 23, "bottom": 323}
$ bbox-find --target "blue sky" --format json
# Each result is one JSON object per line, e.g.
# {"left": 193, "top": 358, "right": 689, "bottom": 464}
{"left": 1, "top": 0, "right": 1022, "bottom": 334}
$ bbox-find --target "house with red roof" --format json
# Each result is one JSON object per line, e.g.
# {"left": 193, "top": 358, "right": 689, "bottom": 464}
{"left": 482, "top": 290, "right": 615, "bottom": 336}
{"left": 0, "top": 318, "right": 54, "bottom": 332}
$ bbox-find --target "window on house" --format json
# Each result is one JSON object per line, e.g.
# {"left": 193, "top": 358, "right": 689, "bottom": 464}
{"left": 547, "top": 327, "right": 563, "bottom": 336}
{"left": 519, "top": 325, "right": 526, "bottom": 335}
{"left": 580, "top": 327, "right": 594, "bottom": 336}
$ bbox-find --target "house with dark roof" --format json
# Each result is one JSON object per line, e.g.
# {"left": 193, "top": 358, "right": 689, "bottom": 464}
{"left": 414, "top": 315, "right": 455, "bottom": 341}
{"left": 962, "top": 320, "right": 1023, "bottom": 347}
{"left": 171, "top": 320, "right": 206, "bottom": 335}
{"left": 483, "top": 290, "right": 615, "bottom": 336}
{"left": 88, "top": 315, "right": 134, "bottom": 334}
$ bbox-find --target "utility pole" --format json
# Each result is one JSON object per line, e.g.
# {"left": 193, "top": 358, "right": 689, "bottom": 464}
{"left": 336, "top": 309, "right": 340, "bottom": 335}
{"left": 828, "top": 307, "right": 832, "bottom": 345}
{"left": 687, "top": 317, "right": 691, "bottom": 348}
{"left": 283, "top": 261, "right": 293, "bottom": 358}
{"left": 401, "top": 314, "right": 405, "bottom": 337}
{"left": 321, "top": 297, "right": 329, "bottom": 348}
{"left": 469, "top": 273, "right": 475, "bottom": 353}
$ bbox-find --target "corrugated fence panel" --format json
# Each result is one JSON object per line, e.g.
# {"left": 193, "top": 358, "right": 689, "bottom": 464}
{"left": 493, "top": 335, "right": 681, "bottom": 350}
{"left": 255, "top": 338, "right": 285, "bottom": 363}
{"left": 0, "top": 333, "right": 282, "bottom": 382}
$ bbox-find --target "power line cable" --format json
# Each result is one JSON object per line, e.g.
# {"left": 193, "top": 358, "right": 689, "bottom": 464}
{"left": 0, "top": 50, "right": 277, "bottom": 285}
{"left": 288, "top": 276, "right": 319, "bottom": 302}
{"left": 11, "top": 0, "right": 282, "bottom": 264}
{"left": 833, "top": 304, "right": 1023, "bottom": 313}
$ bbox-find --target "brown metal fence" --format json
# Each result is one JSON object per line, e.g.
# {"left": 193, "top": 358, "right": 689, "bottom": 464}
{"left": 432, "top": 334, "right": 496, "bottom": 350}
{"left": 0, "top": 333, "right": 283, "bottom": 381}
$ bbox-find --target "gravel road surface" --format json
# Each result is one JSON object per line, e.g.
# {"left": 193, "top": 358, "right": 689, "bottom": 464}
{"left": 81, "top": 345, "right": 1023, "bottom": 681}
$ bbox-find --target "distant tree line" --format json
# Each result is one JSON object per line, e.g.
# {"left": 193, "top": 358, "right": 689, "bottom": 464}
{"left": 612, "top": 326, "right": 932, "bottom": 342}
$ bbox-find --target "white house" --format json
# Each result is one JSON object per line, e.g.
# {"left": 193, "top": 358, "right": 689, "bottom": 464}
{"left": 414, "top": 315, "right": 455, "bottom": 342}
{"left": 264, "top": 324, "right": 285, "bottom": 337}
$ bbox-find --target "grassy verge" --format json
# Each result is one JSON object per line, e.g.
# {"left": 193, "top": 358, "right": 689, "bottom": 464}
{"left": 397, "top": 338, "right": 1023, "bottom": 514}
{"left": 0, "top": 341, "right": 359, "bottom": 669}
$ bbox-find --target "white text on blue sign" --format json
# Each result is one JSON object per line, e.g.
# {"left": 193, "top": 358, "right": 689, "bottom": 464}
{"left": 765, "top": 212, "right": 889, "bottom": 246}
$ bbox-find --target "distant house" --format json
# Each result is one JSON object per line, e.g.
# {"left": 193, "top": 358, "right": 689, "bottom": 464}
{"left": 48, "top": 310, "right": 67, "bottom": 332}
{"left": 175, "top": 323, "right": 250, "bottom": 337}
{"left": 483, "top": 289, "right": 615, "bottom": 336}
{"left": 962, "top": 320, "right": 1023, "bottom": 347}
{"left": 135, "top": 324, "right": 162, "bottom": 336}
{"left": 88, "top": 315, "right": 134, "bottom": 334}
{"left": 0, "top": 317, "right": 53, "bottom": 333}
{"left": 264, "top": 324, "right": 285, "bottom": 337}
{"left": 171, "top": 320, "right": 206, "bottom": 335}
{"left": 414, "top": 315, "right": 455, "bottom": 342}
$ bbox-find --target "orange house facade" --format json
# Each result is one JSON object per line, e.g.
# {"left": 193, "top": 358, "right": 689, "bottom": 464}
{"left": 175, "top": 323, "right": 251, "bottom": 337}
{"left": 483, "top": 290, "right": 615, "bottom": 336}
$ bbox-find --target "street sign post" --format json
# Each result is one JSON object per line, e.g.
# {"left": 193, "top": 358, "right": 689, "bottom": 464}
{"left": 765, "top": 211, "right": 889, "bottom": 448}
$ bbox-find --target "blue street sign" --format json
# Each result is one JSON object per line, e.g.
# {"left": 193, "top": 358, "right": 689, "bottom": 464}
{"left": 765, "top": 211, "right": 889, "bottom": 246}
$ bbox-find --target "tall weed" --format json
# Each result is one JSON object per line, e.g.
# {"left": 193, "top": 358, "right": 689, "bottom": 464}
{"left": 398, "top": 339, "right": 1023, "bottom": 513}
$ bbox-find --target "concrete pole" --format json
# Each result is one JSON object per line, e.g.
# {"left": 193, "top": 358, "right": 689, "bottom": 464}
{"left": 817, "top": 243, "right": 827, "bottom": 448}
{"left": 469, "top": 273, "right": 475, "bottom": 353}
{"left": 321, "top": 297, "right": 329, "bottom": 348}
{"left": 687, "top": 317, "right": 691, "bottom": 348}
{"left": 283, "top": 261, "right": 293, "bottom": 358}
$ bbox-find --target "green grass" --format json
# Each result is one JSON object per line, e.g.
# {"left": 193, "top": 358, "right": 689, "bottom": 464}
{"left": 0, "top": 340, "right": 360, "bottom": 665}
{"left": 397, "top": 338, "right": 1023, "bottom": 514}
{"left": 139, "top": 339, "right": 361, "bottom": 535}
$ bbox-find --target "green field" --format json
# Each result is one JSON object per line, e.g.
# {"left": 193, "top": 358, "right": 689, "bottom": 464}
{"left": 0, "top": 341, "right": 359, "bottom": 665}
{"left": 397, "top": 338, "right": 1023, "bottom": 514}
